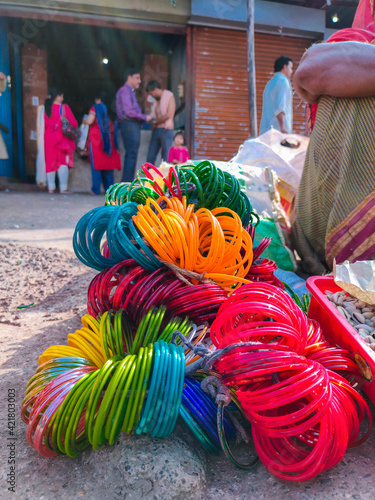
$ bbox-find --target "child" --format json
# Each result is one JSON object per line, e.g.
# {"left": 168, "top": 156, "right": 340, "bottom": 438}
{"left": 167, "top": 131, "right": 190, "bottom": 165}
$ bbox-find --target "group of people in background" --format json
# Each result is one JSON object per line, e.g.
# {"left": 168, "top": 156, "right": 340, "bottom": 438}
{"left": 36, "top": 56, "right": 291, "bottom": 195}
{"left": 39, "top": 68, "right": 189, "bottom": 194}
{"left": 115, "top": 68, "right": 189, "bottom": 182}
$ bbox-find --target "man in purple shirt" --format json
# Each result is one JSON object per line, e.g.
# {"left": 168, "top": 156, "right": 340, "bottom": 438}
{"left": 116, "top": 68, "right": 152, "bottom": 182}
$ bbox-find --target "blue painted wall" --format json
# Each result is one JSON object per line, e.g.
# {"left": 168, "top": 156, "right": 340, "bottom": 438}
{"left": 0, "top": 17, "right": 13, "bottom": 176}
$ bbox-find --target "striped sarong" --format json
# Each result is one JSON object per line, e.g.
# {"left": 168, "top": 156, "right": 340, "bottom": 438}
{"left": 292, "top": 95, "right": 375, "bottom": 275}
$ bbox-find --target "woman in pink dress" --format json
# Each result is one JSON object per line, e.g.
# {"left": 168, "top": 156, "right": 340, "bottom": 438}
{"left": 84, "top": 94, "right": 121, "bottom": 195}
{"left": 44, "top": 89, "right": 77, "bottom": 193}
{"left": 167, "top": 132, "right": 190, "bottom": 164}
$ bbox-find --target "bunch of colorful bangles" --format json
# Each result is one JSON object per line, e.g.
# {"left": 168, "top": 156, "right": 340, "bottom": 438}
{"left": 104, "top": 161, "right": 253, "bottom": 227}
{"left": 22, "top": 162, "right": 373, "bottom": 482}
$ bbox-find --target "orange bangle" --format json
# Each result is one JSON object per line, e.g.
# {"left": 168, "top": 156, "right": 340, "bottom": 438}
{"left": 132, "top": 197, "right": 253, "bottom": 292}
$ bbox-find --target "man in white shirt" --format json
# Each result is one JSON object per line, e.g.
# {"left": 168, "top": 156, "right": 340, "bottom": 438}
{"left": 260, "top": 56, "right": 293, "bottom": 135}
{"left": 146, "top": 81, "right": 176, "bottom": 164}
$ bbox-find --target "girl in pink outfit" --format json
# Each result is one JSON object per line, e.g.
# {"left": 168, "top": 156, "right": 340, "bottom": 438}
{"left": 44, "top": 88, "right": 77, "bottom": 193}
{"left": 167, "top": 132, "right": 190, "bottom": 165}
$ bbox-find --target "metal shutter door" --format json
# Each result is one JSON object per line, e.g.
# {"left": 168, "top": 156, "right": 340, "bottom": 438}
{"left": 193, "top": 26, "right": 314, "bottom": 160}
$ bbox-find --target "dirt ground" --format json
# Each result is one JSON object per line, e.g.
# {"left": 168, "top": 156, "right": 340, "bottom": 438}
{"left": 1, "top": 191, "right": 375, "bottom": 500}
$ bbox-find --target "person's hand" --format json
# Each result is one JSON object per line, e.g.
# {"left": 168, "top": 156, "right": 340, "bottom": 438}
{"left": 146, "top": 115, "right": 153, "bottom": 122}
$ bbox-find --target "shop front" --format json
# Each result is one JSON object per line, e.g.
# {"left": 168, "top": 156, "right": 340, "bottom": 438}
{"left": 0, "top": 0, "right": 332, "bottom": 180}
{"left": 0, "top": 0, "right": 188, "bottom": 181}
{"left": 188, "top": 0, "right": 326, "bottom": 160}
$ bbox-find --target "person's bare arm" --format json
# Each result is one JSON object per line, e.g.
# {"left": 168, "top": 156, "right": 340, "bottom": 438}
{"left": 0, "top": 72, "right": 6, "bottom": 94}
{"left": 84, "top": 112, "right": 95, "bottom": 125}
{"left": 293, "top": 42, "right": 375, "bottom": 104}
{"left": 276, "top": 112, "right": 288, "bottom": 133}
{"left": 153, "top": 94, "right": 176, "bottom": 126}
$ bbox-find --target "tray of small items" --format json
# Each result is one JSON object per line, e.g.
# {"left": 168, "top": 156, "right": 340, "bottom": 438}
{"left": 307, "top": 275, "right": 375, "bottom": 404}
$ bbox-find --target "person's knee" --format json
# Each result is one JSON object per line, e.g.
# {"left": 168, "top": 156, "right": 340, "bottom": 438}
{"left": 127, "top": 147, "right": 138, "bottom": 160}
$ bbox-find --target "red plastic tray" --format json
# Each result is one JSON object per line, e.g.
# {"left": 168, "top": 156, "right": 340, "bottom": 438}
{"left": 307, "top": 275, "right": 375, "bottom": 404}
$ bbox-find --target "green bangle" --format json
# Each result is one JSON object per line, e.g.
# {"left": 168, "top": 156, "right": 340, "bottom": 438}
{"left": 217, "top": 401, "right": 260, "bottom": 470}
{"left": 121, "top": 348, "right": 145, "bottom": 432}
{"left": 50, "top": 369, "right": 97, "bottom": 456}
{"left": 131, "top": 310, "right": 152, "bottom": 354}
{"left": 91, "top": 356, "right": 132, "bottom": 450}
{"left": 107, "top": 355, "right": 137, "bottom": 445}
{"left": 86, "top": 357, "right": 121, "bottom": 444}
{"left": 63, "top": 372, "right": 98, "bottom": 456}
{"left": 122, "top": 346, "right": 151, "bottom": 433}
{"left": 133, "top": 345, "right": 154, "bottom": 427}
{"left": 143, "top": 306, "right": 166, "bottom": 346}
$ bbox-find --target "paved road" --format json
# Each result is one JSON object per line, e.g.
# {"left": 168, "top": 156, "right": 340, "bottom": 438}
{"left": 0, "top": 191, "right": 101, "bottom": 251}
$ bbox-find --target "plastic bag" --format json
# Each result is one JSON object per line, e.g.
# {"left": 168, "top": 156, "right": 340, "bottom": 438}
{"left": 232, "top": 129, "right": 309, "bottom": 221}
{"left": 253, "top": 218, "right": 296, "bottom": 271}
{"left": 333, "top": 260, "right": 375, "bottom": 305}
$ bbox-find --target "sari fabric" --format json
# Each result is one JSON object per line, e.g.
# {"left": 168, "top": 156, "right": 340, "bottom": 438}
{"left": 293, "top": 0, "right": 375, "bottom": 274}
{"left": 87, "top": 106, "right": 121, "bottom": 172}
{"left": 94, "top": 103, "right": 111, "bottom": 156}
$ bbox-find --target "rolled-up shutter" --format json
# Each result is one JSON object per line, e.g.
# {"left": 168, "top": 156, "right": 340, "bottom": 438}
{"left": 193, "top": 26, "right": 314, "bottom": 160}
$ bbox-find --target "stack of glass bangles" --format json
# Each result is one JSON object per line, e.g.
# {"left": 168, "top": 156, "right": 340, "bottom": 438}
{"left": 209, "top": 282, "right": 373, "bottom": 481}
{"left": 74, "top": 196, "right": 253, "bottom": 292}
{"left": 24, "top": 160, "right": 375, "bottom": 483}
{"left": 21, "top": 307, "right": 218, "bottom": 457}
{"left": 23, "top": 341, "right": 184, "bottom": 457}
{"left": 245, "top": 258, "right": 284, "bottom": 289}
{"left": 87, "top": 259, "right": 227, "bottom": 325}
{"left": 22, "top": 274, "right": 374, "bottom": 481}
{"left": 179, "top": 376, "right": 236, "bottom": 455}
{"left": 104, "top": 160, "right": 253, "bottom": 227}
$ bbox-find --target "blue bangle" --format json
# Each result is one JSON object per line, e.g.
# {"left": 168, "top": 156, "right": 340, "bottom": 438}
{"left": 180, "top": 378, "right": 222, "bottom": 453}
{"left": 180, "top": 401, "right": 221, "bottom": 453}
{"left": 106, "top": 354, "right": 137, "bottom": 445}
{"left": 182, "top": 383, "right": 220, "bottom": 445}
{"left": 156, "top": 343, "right": 178, "bottom": 437}
{"left": 151, "top": 343, "right": 177, "bottom": 437}
{"left": 163, "top": 344, "right": 185, "bottom": 437}
{"left": 73, "top": 206, "right": 119, "bottom": 270}
{"left": 136, "top": 341, "right": 161, "bottom": 434}
{"left": 179, "top": 405, "right": 220, "bottom": 454}
{"left": 179, "top": 376, "right": 236, "bottom": 454}
{"left": 148, "top": 341, "right": 170, "bottom": 435}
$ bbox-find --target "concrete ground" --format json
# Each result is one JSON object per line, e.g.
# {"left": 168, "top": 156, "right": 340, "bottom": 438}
{"left": 0, "top": 191, "right": 100, "bottom": 250}
{"left": 1, "top": 190, "right": 375, "bottom": 500}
